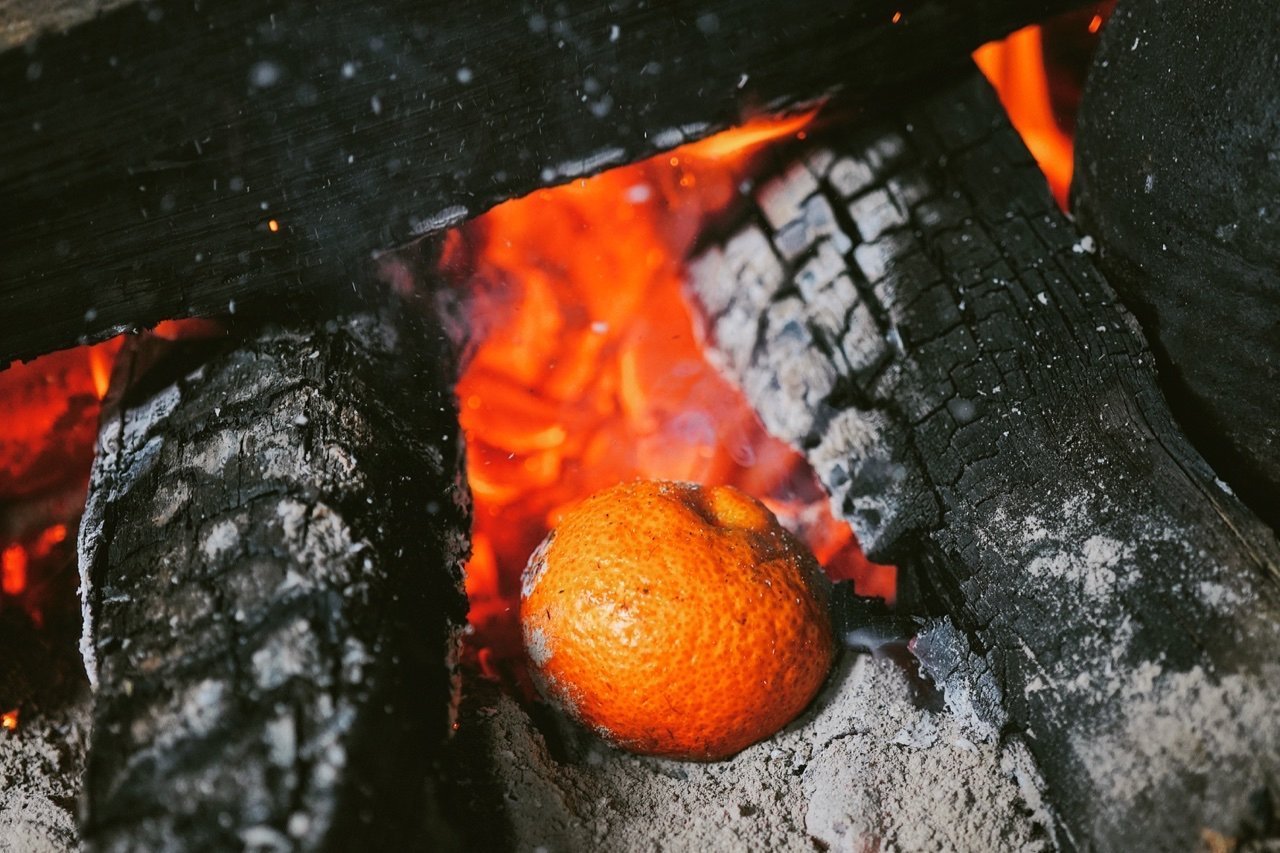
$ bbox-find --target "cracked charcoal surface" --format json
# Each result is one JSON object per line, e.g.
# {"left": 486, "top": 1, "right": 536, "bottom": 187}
{"left": 687, "top": 70, "right": 1280, "bottom": 851}
{"left": 76, "top": 300, "right": 469, "bottom": 850}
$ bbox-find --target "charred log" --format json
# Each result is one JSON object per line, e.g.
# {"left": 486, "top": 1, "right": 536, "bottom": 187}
{"left": 688, "top": 70, "right": 1280, "bottom": 851}
{"left": 1071, "top": 0, "right": 1280, "bottom": 530}
{"left": 0, "top": 0, "right": 1093, "bottom": 366}
{"left": 76, "top": 289, "right": 470, "bottom": 850}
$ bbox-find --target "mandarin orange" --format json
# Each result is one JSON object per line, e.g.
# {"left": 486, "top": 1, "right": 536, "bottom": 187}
{"left": 519, "top": 480, "right": 834, "bottom": 760}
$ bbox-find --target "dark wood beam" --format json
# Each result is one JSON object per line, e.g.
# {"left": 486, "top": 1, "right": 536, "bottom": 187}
{"left": 1073, "top": 0, "right": 1280, "bottom": 530}
{"left": 0, "top": 0, "right": 1087, "bottom": 366}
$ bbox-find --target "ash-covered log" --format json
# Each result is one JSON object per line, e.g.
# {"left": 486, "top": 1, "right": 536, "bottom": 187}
{"left": 688, "top": 70, "right": 1280, "bottom": 851}
{"left": 76, "top": 286, "right": 470, "bottom": 849}
{"left": 1072, "top": 0, "right": 1280, "bottom": 530}
{"left": 0, "top": 0, "right": 1092, "bottom": 367}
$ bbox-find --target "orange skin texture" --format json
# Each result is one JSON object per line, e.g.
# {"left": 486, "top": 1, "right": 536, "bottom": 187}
{"left": 520, "top": 480, "right": 835, "bottom": 760}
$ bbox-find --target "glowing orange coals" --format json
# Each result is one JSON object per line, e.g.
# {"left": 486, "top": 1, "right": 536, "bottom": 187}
{"left": 447, "top": 115, "right": 894, "bottom": 677}
{"left": 1, "top": 544, "right": 28, "bottom": 596}
{"left": 0, "top": 338, "right": 124, "bottom": 503}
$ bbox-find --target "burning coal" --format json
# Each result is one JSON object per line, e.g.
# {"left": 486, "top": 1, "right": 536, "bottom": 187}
{"left": 439, "top": 114, "right": 895, "bottom": 681}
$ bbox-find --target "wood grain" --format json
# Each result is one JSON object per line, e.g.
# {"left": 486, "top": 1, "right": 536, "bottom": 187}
{"left": 0, "top": 0, "right": 1087, "bottom": 366}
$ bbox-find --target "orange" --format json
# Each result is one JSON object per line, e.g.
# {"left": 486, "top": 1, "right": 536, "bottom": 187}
{"left": 519, "top": 480, "right": 835, "bottom": 760}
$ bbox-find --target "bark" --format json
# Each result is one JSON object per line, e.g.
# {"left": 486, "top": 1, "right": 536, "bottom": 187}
{"left": 687, "top": 70, "right": 1280, "bottom": 851}
{"left": 1071, "top": 0, "right": 1280, "bottom": 531}
{"left": 0, "top": 0, "right": 1092, "bottom": 366}
{"left": 76, "top": 290, "right": 470, "bottom": 850}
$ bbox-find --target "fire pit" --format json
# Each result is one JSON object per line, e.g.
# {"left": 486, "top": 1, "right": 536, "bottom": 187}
{"left": 2, "top": 1, "right": 1278, "bottom": 851}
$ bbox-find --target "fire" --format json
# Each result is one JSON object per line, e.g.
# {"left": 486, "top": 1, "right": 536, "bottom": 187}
{"left": 0, "top": 319, "right": 223, "bottom": 615}
{"left": 446, "top": 114, "right": 894, "bottom": 676}
{"left": 0, "top": 338, "right": 124, "bottom": 503}
{"left": 1, "top": 708, "right": 17, "bottom": 732}
{"left": 974, "top": 25, "right": 1076, "bottom": 207}
{"left": 1, "top": 544, "right": 27, "bottom": 596}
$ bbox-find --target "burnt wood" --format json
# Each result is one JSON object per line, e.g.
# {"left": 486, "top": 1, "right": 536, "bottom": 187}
{"left": 0, "top": 0, "right": 1091, "bottom": 367}
{"left": 688, "top": 70, "right": 1280, "bottom": 851}
{"left": 1072, "top": 0, "right": 1280, "bottom": 530}
{"left": 76, "top": 288, "right": 470, "bottom": 849}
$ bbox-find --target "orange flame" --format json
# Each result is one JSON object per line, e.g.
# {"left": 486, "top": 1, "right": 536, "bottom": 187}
{"left": 974, "top": 25, "right": 1076, "bottom": 208}
{"left": 88, "top": 347, "right": 113, "bottom": 401}
{"left": 1, "top": 709, "right": 18, "bottom": 732}
{"left": 447, "top": 115, "right": 894, "bottom": 676}
{"left": 1, "top": 544, "right": 28, "bottom": 596}
{"left": 0, "top": 338, "right": 123, "bottom": 501}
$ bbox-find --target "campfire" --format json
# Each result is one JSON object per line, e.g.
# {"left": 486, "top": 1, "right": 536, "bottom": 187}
{"left": 3, "top": 1, "right": 1279, "bottom": 851}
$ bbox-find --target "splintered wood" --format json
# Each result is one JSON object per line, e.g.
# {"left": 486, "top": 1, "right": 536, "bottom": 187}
{"left": 687, "top": 71, "right": 1280, "bottom": 850}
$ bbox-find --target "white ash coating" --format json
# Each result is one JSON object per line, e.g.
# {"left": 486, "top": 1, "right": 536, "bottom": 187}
{"left": 0, "top": 684, "right": 92, "bottom": 852}
{"left": 458, "top": 654, "right": 1051, "bottom": 852}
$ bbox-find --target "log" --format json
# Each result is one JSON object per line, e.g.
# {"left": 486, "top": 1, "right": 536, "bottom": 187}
{"left": 687, "top": 70, "right": 1280, "bottom": 851}
{"left": 0, "top": 0, "right": 1092, "bottom": 367}
{"left": 76, "top": 285, "right": 470, "bottom": 849}
{"left": 1071, "top": 0, "right": 1280, "bottom": 530}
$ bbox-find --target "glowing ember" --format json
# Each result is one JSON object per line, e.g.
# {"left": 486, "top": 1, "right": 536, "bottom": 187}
{"left": 446, "top": 115, "right": 894, "bottom": 675}
{"left": 1, "top": 708, "right": 17, "bottom": 732}
{"left": 0, "top": 319, "right": 225, "bottom": 622}
{"left": 1, "top": 544, "right": 27, "bottom": 596}
{"left": 0, "top": 338, "right": 123, "bottom": 502}
{"left": 975, "top": 26, "right": 1075, "bottom": 207}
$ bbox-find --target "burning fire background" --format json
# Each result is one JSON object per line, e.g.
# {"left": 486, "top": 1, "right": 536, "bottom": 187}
{"left": 0, "top": 9, "right": 1108, "bottom": 713}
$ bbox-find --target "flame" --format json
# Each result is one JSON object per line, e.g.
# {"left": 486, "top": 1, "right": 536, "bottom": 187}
{"left": 0, "top": 338, "right": 124, "bottom": 502}
{"left": 88, "top": 347, "right": 113, "bottom": 400}
{"left": 1, "top": 544, "right": 27, "bottom": 596}
{"left": 1, "top": 709, "right": 17, "bottom": 732}
{"left": 447, "top": 115, "right": 894, "bottom": 676}
{"left": 974, "top": 25, "right": 1076, "bottom": 207}
{"left": 0, "top": 319, "right": 224, "bottom": 621}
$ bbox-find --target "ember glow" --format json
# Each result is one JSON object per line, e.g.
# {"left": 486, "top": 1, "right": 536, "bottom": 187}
{"left": 446, "top": 115, "right": 894, "bottom": 674}
{"left": 1, "top": 544, "right": 28, "bottom": 596}
{"left": 1, "top": 708, "right": 18, "bottom": 732}
{"left": 0, "top": 320, "right": 222, "bottom": 615}
{"left": 0, "top": 339, "right": 123, "bottom": 504}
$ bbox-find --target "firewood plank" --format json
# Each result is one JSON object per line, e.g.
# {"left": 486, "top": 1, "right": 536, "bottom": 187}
{"left": 1072, "top": 0, "right": 1280, "bottom": 530}
{"left": 687, "top": 70, "right": 1280, "bottom": 851}
{"left": 0, "top": 0, "right": 1089, "bottom": 366}
{"left": 76, "top": 290, "right": 469, "bottom": 849}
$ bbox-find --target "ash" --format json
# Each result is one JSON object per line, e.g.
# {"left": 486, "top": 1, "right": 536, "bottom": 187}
{"left": 446, "top": 654, "right": 1053, "bottom": 852}
{"left": 0, "top": 666, "right": 91, "bottom": 851}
